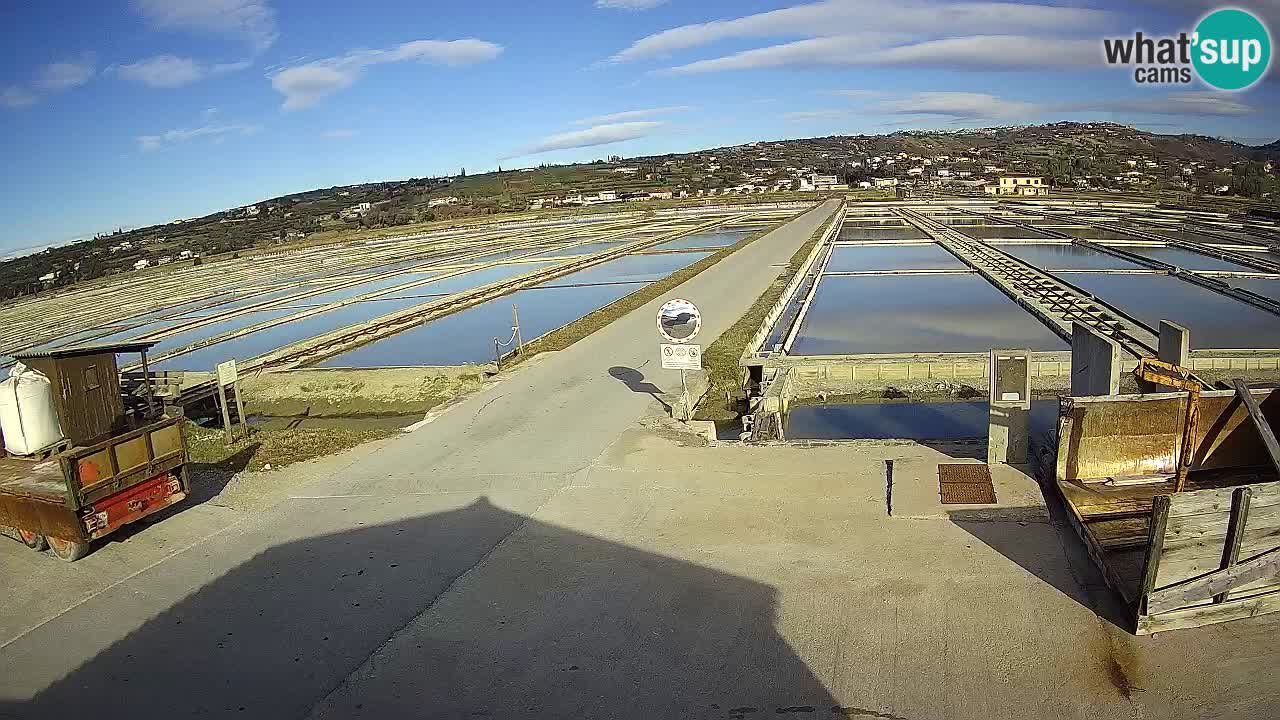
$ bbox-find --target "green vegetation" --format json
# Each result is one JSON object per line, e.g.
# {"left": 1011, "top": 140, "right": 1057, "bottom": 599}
{"left": 693, "top": 212, "right": 837, "bottom": 429}
{"left": 185, "top": 421, "right": 397, "bottom": 473}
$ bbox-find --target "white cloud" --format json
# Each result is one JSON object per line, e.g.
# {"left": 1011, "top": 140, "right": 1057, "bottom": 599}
{"left": 830, "top": 90, "right": 883, "bottom": 98}
{"left": 35, "top": 55, "right": 97, "bottom": 91}
{"left": 134, "top": 0, "right": 279, "bottom": 53}
{"left": 782, "top": 109, "right": 853, "bottom": 121}
{"left": 865, "top": 90, "right": 1257, "bottom": 124}
{"left": 138, "top": 123, "right": 260, "bottom": 151}
{"left": 322, "top": 128, "right": 357, "bottom": 138}
{"left": 270, "top": 38, "right": 504, "bottom": 110}
{"left": 665, "top": 34, "right": 1099, "bottom": 73}
{"left": 876, "top": 91, "right": 1042, "bottom": 120}
{"left": 1, "top": 86, "right": 37, "bottom": 109}
{"left": 573, "top": 105, "right": 691, "bottom": 125}
{"left": 597, "top": 0, "right": 669, "bottom": 8}
{"left": 115, "top": 55, "right": 251, "bottom": 88}
{"left": 1067, "top": 92, "right": 1257, "bottom": 117}
{"left": 611, "top": 0, "right": 1112, "bottom": 62}
{"left": 503, "top": 121, "right": 663, "bottom": 159}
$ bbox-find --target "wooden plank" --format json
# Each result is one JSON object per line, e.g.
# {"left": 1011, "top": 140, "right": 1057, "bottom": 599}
{"left": 1215, "top": 487, "right": 1252, "bottom": 604}
{"left": 1086, "top": 516, "right": 1150, "bottom": 550}
{"left": 1140, "top": 585, "right": 1280, "bottom": 634}
{"left": 1147, "top": 545, "right": 1280, "bottom": 614}
{"left": 1166, "top": 480, "right": 1280, "bottom": 518}
{"left": 1233, "top": 379, "right": 1280, "bottom": 476}
{"left": 1054, "top": 480, "right": 1142, "bottom": 613}
{"left": 1157, "top": 529, "right": 1280, "bottom": 587}
{"left": 1163, "top": 501, "right": 1280, "bottom": 552}
{"left": 1137, "top": 494, "right": 1171, "bottom": 613}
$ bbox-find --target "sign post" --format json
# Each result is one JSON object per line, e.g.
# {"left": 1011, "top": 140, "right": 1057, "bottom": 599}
{"left": 215, "top": 359, "right": 247, "bottom": 445}
{"left": 657, "top": 298, "right": 703, "bottom": 417}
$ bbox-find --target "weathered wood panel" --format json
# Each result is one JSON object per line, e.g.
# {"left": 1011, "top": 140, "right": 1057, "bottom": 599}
{"left": 1057, "top": 389, "right": 1280, "bottom": 483}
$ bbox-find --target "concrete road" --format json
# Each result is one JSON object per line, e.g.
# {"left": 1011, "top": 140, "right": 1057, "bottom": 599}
{"left": 3, "top": 197, "right": 1279, "bottom": 720}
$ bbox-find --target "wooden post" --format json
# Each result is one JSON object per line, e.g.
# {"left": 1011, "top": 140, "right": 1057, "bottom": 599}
{"left": 1233, "top": 379, "right": 1280, "bottom": 476}
{"left": 1214, "top": 487, "right": 1252, "bottom": 604}
{"left": 1137, "top": 494, "right": 1171, "bottom": 617}
{"left": 232, "top": 380, "right": 248, "bottom": 443}
{"left": 217, "top": 381, "right": 233, "bottom": 446}
{"left": 139, "top": 350, "right": 157, "bottom": 417}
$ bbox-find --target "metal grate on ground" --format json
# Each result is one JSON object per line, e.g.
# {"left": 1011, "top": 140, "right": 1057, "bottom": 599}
{"left": 939, "top": 463, "right": 997, "bottom": 504}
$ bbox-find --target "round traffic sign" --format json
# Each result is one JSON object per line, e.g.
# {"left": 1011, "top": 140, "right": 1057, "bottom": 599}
{"left": 657, "top": 298, "right": 701, "bottom": 343}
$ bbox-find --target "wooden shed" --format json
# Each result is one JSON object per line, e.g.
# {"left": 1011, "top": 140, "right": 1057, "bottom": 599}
{"left": 11, "top": 341, "right": 159, "bottom": 448}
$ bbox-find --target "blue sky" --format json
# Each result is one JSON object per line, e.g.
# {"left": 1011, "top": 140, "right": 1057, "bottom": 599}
{"left": 2, "top": 0, "right": 1278, "bottom": 252}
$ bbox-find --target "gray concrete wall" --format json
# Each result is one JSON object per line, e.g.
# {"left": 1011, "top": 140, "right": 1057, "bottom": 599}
{"left": 1071, "top": 324, "right": 1122, "bottom": 397}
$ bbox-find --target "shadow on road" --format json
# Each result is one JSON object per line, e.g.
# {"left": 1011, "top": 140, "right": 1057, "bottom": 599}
{"left": 0, "top": 497, "right": 837, "bottom": 719}
{"left": 608, "top": 365, "right": 671, "bottom": 413}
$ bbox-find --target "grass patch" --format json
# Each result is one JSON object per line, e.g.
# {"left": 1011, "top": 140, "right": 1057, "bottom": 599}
{"left": 692, "top": 211, "right": 839, "bottom": 429}
{"left": 185, "top": 421, "right": 397, "bottom": 473}
{"left": 504, "top": 219, "right": 790, "bottom": 364}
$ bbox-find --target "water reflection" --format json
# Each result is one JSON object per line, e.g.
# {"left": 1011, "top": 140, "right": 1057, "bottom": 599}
{"left": 1067, "top": 272, "right": 1280, "bottom": 349}
{"left": 787, "top": 399, "right": 1058, "bottom": 440}
{"left": 318, "top": 282, "right": 645, "bottom": 367}
{"left": 1229, "top": 277, "right": 1280, "bottom": 303}
{"left": 825, "top": 244, "right": 967, "bottom": 272}
{"left": 790, "top": 275, "right": 1066, "bottom": 355}
{"left": 994, "top": 243, "right": 1144, "bottom": 271}
{"left": 958, "top": 226, "right": 1053, "bottom": 240}
{"left": 1120, "top": 245, "right": 1259, "bottom": 272}
{"left": 648, "top": 228, "right": 752, "bottom": 251}
{"left": 320, "top": 252, "right": 712, "bottom": 366}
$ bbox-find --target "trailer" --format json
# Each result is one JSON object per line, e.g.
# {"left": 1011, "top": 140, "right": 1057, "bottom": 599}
{"left": 1048, "top": 383, "right": 1280, "bottom": 633}
{"left": 0, "top": 342, "right": 190, "bottom": 561}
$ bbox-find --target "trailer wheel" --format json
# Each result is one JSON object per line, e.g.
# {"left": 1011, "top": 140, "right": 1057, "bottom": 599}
{"left": 47, "top": 537, "right": 90, "bottom": 562}
{"left": 18, "top": 529, "right": 48, "bottom": 552}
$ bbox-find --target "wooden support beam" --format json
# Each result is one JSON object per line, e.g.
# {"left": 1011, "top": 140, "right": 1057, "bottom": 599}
{"left": 1138, "top": 494, "right": 1171, "bottom": 615}
{"left": 1214, "top": 487, "right": 1252, "bottom": 604}
{"left": 1233, "top": 379, "right": 1280, "bottom": 477}
{"left": 1148, "top": 545, "right": 1280, "bottom": 614}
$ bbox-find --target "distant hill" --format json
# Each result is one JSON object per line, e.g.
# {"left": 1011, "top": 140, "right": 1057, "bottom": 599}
{"left": 3, "top": 121, "right": 1276, "bottom": 302}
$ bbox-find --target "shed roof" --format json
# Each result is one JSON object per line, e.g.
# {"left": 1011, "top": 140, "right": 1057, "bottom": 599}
{"left": 13, "top": 341, "right": 158, "bottom": 360}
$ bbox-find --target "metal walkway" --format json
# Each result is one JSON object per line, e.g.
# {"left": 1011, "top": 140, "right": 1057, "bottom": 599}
{"left": 896, "top": 207, "right": 1158, "bottom": 357}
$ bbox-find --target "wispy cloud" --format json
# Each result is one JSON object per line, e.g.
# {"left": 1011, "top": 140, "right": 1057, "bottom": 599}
{"left": 782, "top": 109, "right": 853, "bottom": 121}
{"left": 664, "top": 34, "right": 1098, "bottom": 73}
{"left": 1, "top": 86, "right": 37, "bottom": 109}
{"left": 866, "top": 90, "right": 1258, "bottom": 124}
{"left": 876, "top": 91, "right": 1042, "bottom": 121}
{"left": 503, "top": 121, "right": 663, "bottom": 159}
{"left": 270, "top": 38, "right": 504, "bottom": 110}
{"left": 596, "top": 0, "right": 669, "bottom": 8}
{"left": 114, "top": 55, "right": 250, "bottom": 88}
{"left": 138, "top": 123, "right": 260, "bottom": 151}
{"left": 611, "top": 0, "right": 1112, "bottom": 63}
{"left": 134, "top": 0, "right": 279, "bottom": 54}
{"left": 830, "top": 89, "right": 883, "bottom": 98}
{"left": 35, "top": 54, "right": 97, "bottom": 91}
{"left": 322, "top": 128, "right": 357, "bottom": 139}
{"left": 573, "top": 105, "right": 692, "bottom": 125}
{"left": 1067, "top": 92, "right": 1257, "bottom": 117}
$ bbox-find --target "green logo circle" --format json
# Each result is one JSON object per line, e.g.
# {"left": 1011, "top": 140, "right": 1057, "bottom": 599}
{"left": 1193, "top": 8, "right": 1272, "bottom": 90}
